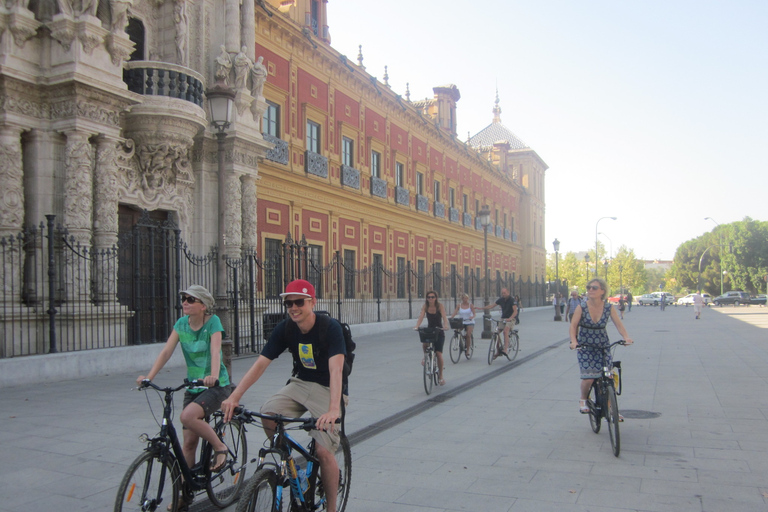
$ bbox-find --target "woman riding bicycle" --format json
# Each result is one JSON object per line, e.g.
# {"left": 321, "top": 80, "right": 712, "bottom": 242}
{"left": 450, "top": 293, "right": 476, "bottom": 357}
{"left": 414, "top": 290, "right": 450, "bottom": 386}
{"left": 136, "top": 285, "right": 231, "bottom": 509}
{"left": 569, "top": 278, "right": 633, "bottom": 414}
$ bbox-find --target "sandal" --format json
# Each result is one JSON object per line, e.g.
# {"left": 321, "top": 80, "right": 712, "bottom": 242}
{"left": 579, "top": 400, "right": 589, "bottom": 414}
{"left": 169, "top": 491, "right": 194, "bottom": 511}
{"left": 439, "top": 378, "right": 446, "bottom": 386}
{"left": 210, "top": 449, "right": 228, "bottom": 472}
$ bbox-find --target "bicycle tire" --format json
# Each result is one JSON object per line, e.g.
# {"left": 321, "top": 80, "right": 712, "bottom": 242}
{"left": 465, "top": 333, "right": 473, "bottom": 360}
{"left": 588, "top": 381, "right": 601, "bottom": 434}
{"left": 114, "top": 451, "right": 180, "bottom": 512}
{"left": 487, "top": 333, "right": 498, "bottom": 365}
{"left": 205, "top": 418, "right": 248, "bottom": 508}
{"left": 235, "top": 468, "right": 277, "bottom": 512}
{"left": 606, "top": 383, "right": 621, "bottom": 457}
{"left": 508, "top": 331, "right": 519, "bottom": 361}
{"left": 449, "top": 332, "right": 461, "bottom": 364}
{"left": 423, "top": 348, "right": 433, "bottom": 395}
{"left": 433, "top": 350, "right": 440, "bottom": 386}
{"left": 316, "top": 435, "right": 352, "bottom": 512}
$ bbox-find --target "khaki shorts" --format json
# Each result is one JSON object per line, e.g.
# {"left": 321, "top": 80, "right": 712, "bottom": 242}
{"left": 261, "top": 378, "right": 349, "bottom": 453}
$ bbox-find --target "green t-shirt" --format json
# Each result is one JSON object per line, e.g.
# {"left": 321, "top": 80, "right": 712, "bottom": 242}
{"left": 174, "top": 314, "right": 230, "bottom": 393}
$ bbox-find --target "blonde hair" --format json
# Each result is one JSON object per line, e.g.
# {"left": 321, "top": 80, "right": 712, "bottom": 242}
{"left": 587, "top": 278, "right": 609, "bottom": 301}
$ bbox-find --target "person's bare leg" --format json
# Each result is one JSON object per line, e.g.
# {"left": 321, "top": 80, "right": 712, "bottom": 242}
{"left": 179, "top": 402, "right": 227, "bottom": 469}
{"left": 315, "top": 443, "right": 339, "bottom": 511}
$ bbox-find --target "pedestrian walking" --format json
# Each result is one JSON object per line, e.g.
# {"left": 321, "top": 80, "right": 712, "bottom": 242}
{"left": 693, "top": 291, "right": 703, "bottom": 319}
{"left": 618, "top": 295, "right": 626, "bottom": 319}
{"left": 626, "top": 291, "right": 633, "bottom": 312}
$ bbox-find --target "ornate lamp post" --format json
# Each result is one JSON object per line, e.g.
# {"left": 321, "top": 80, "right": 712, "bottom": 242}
{"left": 584, "top": 253, "right": 590, "bottom": 289}
{"left": 619, "top": 264, "right": 624, "bottom": 294}
{"left": 479, "top": 205, "right": 492, "bottom": 338}
{"left": 553, "top": 238, "right": 561, "bottom": 321}
{"left": 595, "top": 217, "right": 616, "bottom": 277}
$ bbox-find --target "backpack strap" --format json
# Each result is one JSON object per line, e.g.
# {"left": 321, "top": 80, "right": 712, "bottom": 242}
{"left": 287, "top": 313, "right": 331, "bottom": 377}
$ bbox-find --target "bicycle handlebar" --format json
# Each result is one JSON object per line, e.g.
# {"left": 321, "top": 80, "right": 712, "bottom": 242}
{"left": 575, "top": 340, "right": 627, "bottom": 350}
{"left": 137, "top": 378, "right": 218, "bottom": 392}
{"left": 234, "top": 407, "right": 340, "bottom": 431}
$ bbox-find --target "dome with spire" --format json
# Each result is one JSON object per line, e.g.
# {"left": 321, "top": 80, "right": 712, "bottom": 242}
{"left": 468, "top": 91, "right": 529, "bottom": 151}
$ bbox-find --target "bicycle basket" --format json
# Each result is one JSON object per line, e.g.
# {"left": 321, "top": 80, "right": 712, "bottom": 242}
{"left": 449, "top": 318, "right": 464, "bottom": 330}
{"left": 419, "top": 328, "right": 439, "bottom": 343}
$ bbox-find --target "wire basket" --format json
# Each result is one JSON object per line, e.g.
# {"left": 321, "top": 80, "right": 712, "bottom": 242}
{"left": 449, "top": 318, "right": 464, "bottom": 330}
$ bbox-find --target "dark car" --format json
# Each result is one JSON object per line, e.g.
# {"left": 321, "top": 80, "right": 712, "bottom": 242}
{"left": 713, "top": 291, "right": 750, "bottom": 306}
{"left": 749, "top": 294, "right": 767, "bottom": 306}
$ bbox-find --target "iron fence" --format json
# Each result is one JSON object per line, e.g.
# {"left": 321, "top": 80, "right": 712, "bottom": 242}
{"left": 0, "top": 214, "right": 546, "bottom": 359}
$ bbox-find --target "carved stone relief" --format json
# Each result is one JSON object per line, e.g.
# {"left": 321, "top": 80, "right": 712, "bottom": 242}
{"left": 0, "top": 127, "right": 24, "bottom": 231}
{"left": 63, "top": 131, "right": 93, "bottom": 239}
{"left": 241, "top": 175, "right": 258, "bottom": 250}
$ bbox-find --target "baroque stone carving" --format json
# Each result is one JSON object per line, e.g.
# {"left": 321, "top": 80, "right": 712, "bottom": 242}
{"left": 241, "top": 175, "right": 258, "bottom": 250}
{"left": 223, "top": 172, "right": 242, "bottom": 252}
{"left": 109, "top": 0, "right": 132, "bottom": 32}
{"left": 233, "top": 46, "right": 251, "bottom": 91}
{"left": 64, "top": 132, "right": 93, "bottom": 236}
{"left": 135, "top": 142, "right": 193, "bottom": 191}
{"left": 214, "top": 44, "right": 232, "bottom": 85}
{"left": 0, "top": 136, "right": 24, "bottom": 230}
{"left": 173, "top": 0, "right": 187, "bottom": 65}
{"left": 94, "top": 138, "right": 120, "bottom": 240}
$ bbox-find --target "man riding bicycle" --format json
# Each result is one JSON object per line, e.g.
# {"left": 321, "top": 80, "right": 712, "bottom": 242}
{"left": 480, "top": 287, "right": 518, "bottom": 355}
{"left": 222, "top": 279, "right": 347, "bottom": 512}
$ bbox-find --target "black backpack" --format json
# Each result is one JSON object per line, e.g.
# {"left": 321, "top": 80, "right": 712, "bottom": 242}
{"left": 285, "top": 312, "right": 356, "bottom": 380}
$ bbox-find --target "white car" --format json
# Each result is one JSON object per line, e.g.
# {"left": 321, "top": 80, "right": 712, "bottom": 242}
{"left": 677, "top": 293, "right": 712, "bottom": 306}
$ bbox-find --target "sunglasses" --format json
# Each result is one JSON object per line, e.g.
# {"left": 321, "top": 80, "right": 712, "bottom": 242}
{"left": 283, "top": 298, "right": 307, "bottom": 308}
{"left": 586, "top": 285, "right": 601, "bottom": 291}
{"left": 181, "top": 295, "right": 200, "bottom": 304}
{"left": 426, "top": 295, "right": 436, "bottom": 299}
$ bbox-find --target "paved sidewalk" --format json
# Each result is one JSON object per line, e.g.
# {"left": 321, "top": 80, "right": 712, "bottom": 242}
{"left": 2, "top": 305, "right": 768, "bottom": 511}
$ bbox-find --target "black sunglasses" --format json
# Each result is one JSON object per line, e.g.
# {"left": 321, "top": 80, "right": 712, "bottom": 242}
{"left": 283, "top": 298, "right": 307, "bottom": 308}
{"left": 181, "top": 295, "right": 200, "bottom": 304}
{"left": 586, "top": 285, "right": 601, "bottom": 291}
{"left": 426, "top": 295, "right": 436, "bottom": 299}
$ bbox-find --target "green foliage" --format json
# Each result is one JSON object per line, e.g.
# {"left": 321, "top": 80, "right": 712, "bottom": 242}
{"left": 670, "top": 217, "right": 768, "bottom": 296}
{"left": 546, "top": 244, "right": 647, "bottom": 295}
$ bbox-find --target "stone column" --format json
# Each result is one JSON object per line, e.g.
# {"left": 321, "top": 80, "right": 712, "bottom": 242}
{"left": 225, "top": 0, "right": 240, "bottom": 52}
{"left": 223, "top": 170, "right": 243, "bottom": 259}
{"left": 241, "top": 174, "right": 258, "bottom": 252}
{"left": 93, "top": 136, "right": 120, "bottom": 303}
{"left": 63, "top": 131, "right": 94, "bottom": 302}
{"left": 0, "top": 126, "right": 25, "bottom": 303}
{"left": 241, "top": 0, "right": 255, "bottom": 61}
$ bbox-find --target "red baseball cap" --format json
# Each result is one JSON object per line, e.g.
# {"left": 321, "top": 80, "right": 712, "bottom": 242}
{"left": 279, "top": 279, "right": 316, "bottom": 299}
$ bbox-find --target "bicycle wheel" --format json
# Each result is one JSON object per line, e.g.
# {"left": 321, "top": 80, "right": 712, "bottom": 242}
{"left": 587, "top": 381, "right": 601, "bottom": 434}
{"left": 487, "top": 333, "right": 498, "bottom": 365}
{"left": 423, "top": 348, "right": 433, "bottom": 395}
{"left": 205, "top": 418, "right": 248, "bottom": 507}
{"left": 449, "top": 332, "right": 461, "bottom": 364}
{"left": 432, "top": 350, "right": 440, "bottom": 386}
{"left": 316, "top": 435, "right": 352, "bottom": 512}
{"left": 235, "top": 468, "right": 277, "bottom": 512}
{"left": 606, "top": 383, "right": 621, "bottom": 457}
{"left": 465, "top": 333, "right": 473, "bottom": 360}
{"left": 114, "top": 451, "right": 180, "bottom": 512}
{"left": 508, "top": 331, "right": 519, "bottom": 361}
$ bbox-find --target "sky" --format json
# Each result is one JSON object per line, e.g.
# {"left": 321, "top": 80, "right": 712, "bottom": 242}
{"left": 326, "top": 0, "right": 768, "bottom": 261}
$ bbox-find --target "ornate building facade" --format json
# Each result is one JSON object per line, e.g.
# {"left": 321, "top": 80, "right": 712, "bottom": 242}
{"left": 255, "top": 0, "right": 548, "bottom": 300}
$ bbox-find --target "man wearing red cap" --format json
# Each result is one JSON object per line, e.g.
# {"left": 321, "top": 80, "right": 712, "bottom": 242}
{"left": 222, "top": 279, "right": 346, "bottom": 510}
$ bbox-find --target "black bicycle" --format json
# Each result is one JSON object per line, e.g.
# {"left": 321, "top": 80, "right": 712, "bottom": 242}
{"left": 114, "top": 379, "right": 248, "bottom": 512}
{"left": 448, "top": 318, "right": 473, "bottom": 363}
{"left": 419, "top": 327, "right": 440, "bottom": 394}
{"left": 487, "top": 318, "right": 519, "bottom": 365}
{"left": 234, "top": 409, "right": 351, "bottom": 512}
{"left": 577, "top": 340, "right": 625, "bottom": 457}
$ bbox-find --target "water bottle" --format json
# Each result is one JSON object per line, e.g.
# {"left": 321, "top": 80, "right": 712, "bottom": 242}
{"left": 297, "top": 467, "right": 308, "bottom": 494}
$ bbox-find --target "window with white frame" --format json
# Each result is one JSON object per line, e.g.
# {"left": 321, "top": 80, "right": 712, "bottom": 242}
{"left": 371, "top": 150, "right": 381, "bottom": 178}
{"left": 306, "top": 120, "right": 320, "bottom": 153}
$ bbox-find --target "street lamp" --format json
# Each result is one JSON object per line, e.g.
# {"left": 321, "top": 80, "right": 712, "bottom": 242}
{"left": 595, "top": 217, "right": 616, "bottom": 277}
{"left": 479, "top": 205, "right": 492, "bottom": 338}
{"left": 598, "top": 232, "right": 612, "bottom": 260}
{"left": 553, "top": 238, "right": 562, "bottom": 321}
{"left": 207, "top": 83, "right": 236, "bottom": 300}
{"left": 619, "top": 264, "right": 624, "bottom": 294}
{"left": 604, "top": 259, "right": 609, "bottom": 286}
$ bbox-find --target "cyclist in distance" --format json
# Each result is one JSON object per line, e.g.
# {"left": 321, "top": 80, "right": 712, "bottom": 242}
{"left": 414, "top": 290, "right": 450, "bottom": 385}
{"left": 450, "top": 293, "right": 477, "bottom": 357}
{"left": 480, "top": 287, "right": 518, "bottom": 355}
{"left": 221, "top": 279, "right": 347, "bottom": 512}
{"left": 136, "top": 285, "right": 231, "bottom": 508}
{"left": 569, "top": 278, "right": 634, "bottom": 413}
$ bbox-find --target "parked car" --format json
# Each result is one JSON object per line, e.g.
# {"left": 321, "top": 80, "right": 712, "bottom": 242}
{"left": 749, "top": 294, "right": 767, "bottom": 306}
{"left": 608, "top": 294, "right": 625, "bottom": 304}
{"left": 713, "top": 291, "right": 750, "bottom": 306}
{"left": 677, "top": 293, "right": 713, "bottom": 306}
{"left": 638, "top": 292, "right": 675, "bottom": 306}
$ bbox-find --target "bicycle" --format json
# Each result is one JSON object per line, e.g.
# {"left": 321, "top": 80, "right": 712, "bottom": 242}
{"left": 234, "top": 408, "right": 351, "bottom": 512}
{"left": 448, "top": 318, "right": 473, "bottom": 363}
{"left": 419, "top": 327, "right": 440, "bottom": 395}
{"left": 577, "top": 340, "right": 625, "bottom": 457}
{"left": 487, "top": 318, "right": 519, "bottom": 365}
{"left": 114, "top": 379, "right": 248, "bottom": 512}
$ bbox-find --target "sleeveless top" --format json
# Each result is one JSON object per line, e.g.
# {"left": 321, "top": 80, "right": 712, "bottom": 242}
{"left": 426, "top": 309, "right": 444, "bottom": 329}
{"left": 458, "top": 306, "right": 475, "bottom": 325}
{"left": 577, "top": 300, "right": 611, "bottom": 346}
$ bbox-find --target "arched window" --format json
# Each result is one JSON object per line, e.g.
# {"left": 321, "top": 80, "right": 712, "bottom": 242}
{"left": 126, "top": 17, "right": 146, "bottom": 61}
